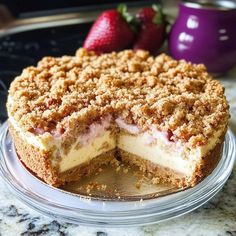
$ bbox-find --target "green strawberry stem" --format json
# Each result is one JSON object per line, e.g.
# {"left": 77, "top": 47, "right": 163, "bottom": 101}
{"left": 117, "top": 4, "right": 133, "bottom": 23}
{"left": 117, "top": 4, "right": 138, "bottom": 32}
{"left": 152, "top": 4, "right": 165, "bottom": 25}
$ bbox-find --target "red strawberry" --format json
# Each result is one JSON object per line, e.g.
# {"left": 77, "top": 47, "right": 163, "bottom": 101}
{"left": 133, "top": 5, "right": 166, "bottom": 55}
{"left": 137, "top": 7, "right": 157, "bottom": 23}
{"left": 83, "top": 4, "right": 136, "bottom": 54}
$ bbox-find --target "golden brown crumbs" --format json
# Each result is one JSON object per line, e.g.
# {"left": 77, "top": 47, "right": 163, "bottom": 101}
{"left": 113, "top": 160, "right": 129, "bottom": 173}
{"left": 151, "top": 177, "right": 161, "bottom": 185}
{"left": 82, "top": 182, "right": 107, "bottom": 193}
{"left": 135, "top": 180, "right": 142, "bottom": 189}
{"left": 7, "top": 48, "right": 230, "bottom": 147}
{"left": 116, "top": 166, "right": 121, "bottom": 172}
{"left": 123, "top": 167, "right": 129, "bottom": 174}
{"left": 110, "top": 158, "right": 120, "bottom": 167}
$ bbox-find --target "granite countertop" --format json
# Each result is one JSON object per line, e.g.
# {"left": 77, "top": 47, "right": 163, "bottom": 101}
{"left": 0, "top": 70, "right": 236, "bottom": 236}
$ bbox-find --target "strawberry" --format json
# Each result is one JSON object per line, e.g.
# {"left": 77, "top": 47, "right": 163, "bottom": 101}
{"left": 137, "top": 7, "right": 157, "bottom": 23}
{"left": 83, "top": 4, "right": 136, "bottom": 54}
{"left": 133, "top": 5, "right": 166, "bottom": 55}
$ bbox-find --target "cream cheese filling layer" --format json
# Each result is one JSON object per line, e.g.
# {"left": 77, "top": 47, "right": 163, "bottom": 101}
{"left": 59, "top": 131, "right": 115, "bottom": 172}
{"left": 118, "top": 133, "right": 195, "bottom": 176}
{"left": 9, "top": 114, "right": 224, "bottom": 176}
{"left": 117, "top": 127, "right": 224, "bottom": 176}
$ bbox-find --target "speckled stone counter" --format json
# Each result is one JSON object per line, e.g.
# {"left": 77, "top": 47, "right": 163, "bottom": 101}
{"left": 0, "top": 70, "right": 236, "bottom": 236}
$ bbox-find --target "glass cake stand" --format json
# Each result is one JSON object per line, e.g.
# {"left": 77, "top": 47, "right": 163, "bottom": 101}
{"left": 0, "top": 121, "right": 235, "bottom": 226}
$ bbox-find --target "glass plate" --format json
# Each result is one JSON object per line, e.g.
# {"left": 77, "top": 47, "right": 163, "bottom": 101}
{"left": 0, "top": 121, "right": 235, "bottom": 226}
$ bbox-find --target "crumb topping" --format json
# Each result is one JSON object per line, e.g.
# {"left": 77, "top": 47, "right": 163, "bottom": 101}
{"left": 7, "top": 48, "right": 229, "bottom": 147}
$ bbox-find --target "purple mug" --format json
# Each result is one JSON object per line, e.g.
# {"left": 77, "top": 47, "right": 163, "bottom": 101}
{"left": 169, "top": 1, "right": 236, "bottom": 74}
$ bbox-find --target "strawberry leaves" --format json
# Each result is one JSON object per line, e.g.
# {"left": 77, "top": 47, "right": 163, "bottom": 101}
{"left": 152, "top": 4, "right": 165, "bottom": 25}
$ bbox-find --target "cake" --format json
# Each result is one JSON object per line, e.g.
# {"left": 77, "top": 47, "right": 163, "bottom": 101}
{"left": 7, "top": 48, "right": 230, "bottom": 188}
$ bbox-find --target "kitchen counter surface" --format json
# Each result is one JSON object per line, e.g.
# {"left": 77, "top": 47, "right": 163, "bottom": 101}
{"left": 0, "top": 70, "right": 236, "bottom": 236}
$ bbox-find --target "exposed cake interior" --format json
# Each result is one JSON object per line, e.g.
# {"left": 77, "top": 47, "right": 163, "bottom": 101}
{"left": 8, "top": 113, "right": 225, "bottom": 187}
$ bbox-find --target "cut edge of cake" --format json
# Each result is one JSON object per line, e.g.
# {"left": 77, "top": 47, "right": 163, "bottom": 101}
{"left": 8, "top": 114, "right": 227, "bottom": 188}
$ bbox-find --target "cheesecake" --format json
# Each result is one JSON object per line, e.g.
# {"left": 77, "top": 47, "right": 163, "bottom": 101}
{"left": 7, "top": 49, "right": 230, "bottom": 188}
